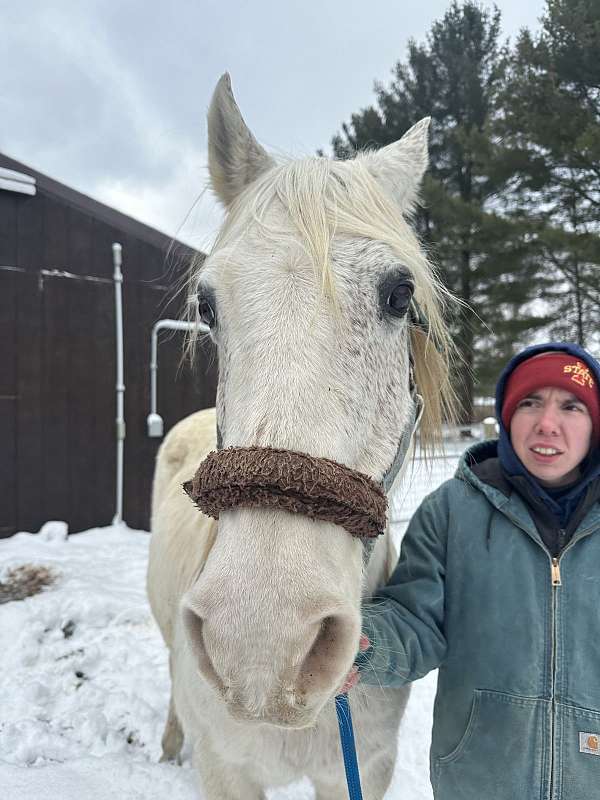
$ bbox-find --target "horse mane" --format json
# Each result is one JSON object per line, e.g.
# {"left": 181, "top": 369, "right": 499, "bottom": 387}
{"left": 185, "top": 153, "right": 458, "bottom": 452}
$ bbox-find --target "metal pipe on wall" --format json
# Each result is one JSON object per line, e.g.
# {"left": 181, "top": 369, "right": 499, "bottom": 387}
{"left": 147, "top": 319, "right": 208, "bottom": 438}
{"left": 112, "top": 242, "right": 125, "bottom": 525}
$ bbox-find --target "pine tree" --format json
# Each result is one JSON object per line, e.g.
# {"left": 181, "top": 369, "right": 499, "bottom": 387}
{"left": 332, "top": 2, "right": 548, "bottom": 416}
{"left": 498, "top": 0, "right": 600, "bottom": 354}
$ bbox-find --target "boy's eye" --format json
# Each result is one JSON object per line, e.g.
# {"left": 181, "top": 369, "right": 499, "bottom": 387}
{"left": 564, "top": 403, "right": 582, "bottom": 412}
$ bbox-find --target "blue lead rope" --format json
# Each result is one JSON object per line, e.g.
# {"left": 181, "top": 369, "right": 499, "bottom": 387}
{"left": 335, "top": 693, "right": 364, "bottom": 800}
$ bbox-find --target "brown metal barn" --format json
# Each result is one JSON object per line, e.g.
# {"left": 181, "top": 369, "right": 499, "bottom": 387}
{"left": 0, "top": 154, "right": 217, "bottom": 537}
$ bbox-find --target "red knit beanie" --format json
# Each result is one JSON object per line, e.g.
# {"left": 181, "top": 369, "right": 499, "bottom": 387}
{"left": 502, "top": 352, "right": 600, "bottom": 443}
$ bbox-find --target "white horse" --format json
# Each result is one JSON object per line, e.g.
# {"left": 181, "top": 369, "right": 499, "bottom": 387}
{"left": 147, "top": 74, "right": 455, "bottom": 800}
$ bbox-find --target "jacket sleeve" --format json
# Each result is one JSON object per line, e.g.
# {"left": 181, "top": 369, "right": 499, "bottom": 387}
{"left": 356, "top": 488, "right": 448, "bottom": 687}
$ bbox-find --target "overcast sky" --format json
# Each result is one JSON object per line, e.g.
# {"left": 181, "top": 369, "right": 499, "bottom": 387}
{"left": 1, "top": 1, "right": 545, "bottom": 252}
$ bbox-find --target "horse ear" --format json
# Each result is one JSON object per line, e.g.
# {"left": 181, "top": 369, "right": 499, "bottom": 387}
{"left": 207, "top": 74, "right": 275, "bottom": 207}
{"left": 364, "top": 117, "right": 431, "bottom": 213}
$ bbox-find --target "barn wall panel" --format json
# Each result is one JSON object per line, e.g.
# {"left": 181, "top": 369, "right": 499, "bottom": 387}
{"left": 0, "top": 399, "right": 17, "bottom": 537}
{"left": 194, "top": 339, "right": 218, "bottom": 411}
{"left": 68, "top": 278, "right": 99, "bottom": 532}
{"left": 68, "top": 207, "right": 94, "bottom": 277}
{"left": 0, "top": 193, "right": 18, "bottom": 265}
{"left": 0, "top": 269, "right": 17, "bottom": 395}
{"left": 42, "top": 274, "right": 70, "bottom": 522}
{"left": 122, "top": 280, "right": 144, "bottom": 527}
{"left": 42, "top": 192, "right": 69, "bottom": 269}
{"left": 17, "top": 193, "right": 44, "bottom": 270}
{"left": 93, "top": 280, "right": 117, "bottom": 528}
{"left": 139, "top": 240, "right": 166, "bottom": 285}
{"left": 0, "top": 269, "right": 18, "bottom": 536}
{"left": 16, "top": 271, "right": 43, "bottom": 534}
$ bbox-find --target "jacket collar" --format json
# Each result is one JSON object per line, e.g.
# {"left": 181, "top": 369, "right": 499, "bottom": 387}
{"left": 456, "top": 440, "right": 600, "bottom": 546}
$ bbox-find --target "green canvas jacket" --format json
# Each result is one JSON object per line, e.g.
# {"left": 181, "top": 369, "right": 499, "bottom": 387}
{"left": 359, "top": 441, "right": 600, "bottom": 799}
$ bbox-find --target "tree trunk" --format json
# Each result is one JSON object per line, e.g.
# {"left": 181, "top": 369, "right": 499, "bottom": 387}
{"left": 455, "top": 247, "right": 474, "bottom": 425}
{"left": 573, "top": 260, "right": 585, "bottom": 346}
{"left": 455, "top": 327, "right": 475, "bottom": 425}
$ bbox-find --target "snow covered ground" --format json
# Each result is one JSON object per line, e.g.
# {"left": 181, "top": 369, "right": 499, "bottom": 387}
{"left": 0, "top": 448, "right": 465, "bottom": 800}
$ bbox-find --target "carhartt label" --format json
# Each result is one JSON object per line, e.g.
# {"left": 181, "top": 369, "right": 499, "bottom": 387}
{"left": 579, "top": 732, "right": 600, "bottom": 755}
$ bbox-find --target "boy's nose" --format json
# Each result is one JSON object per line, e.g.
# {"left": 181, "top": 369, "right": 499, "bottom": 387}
{"left": 535, "top": 407, "right": 560, "bottom": 435}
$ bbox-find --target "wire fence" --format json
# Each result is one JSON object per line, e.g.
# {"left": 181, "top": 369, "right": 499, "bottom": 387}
{"left": 388, "top": 427, "right": 493, "bottom": 543}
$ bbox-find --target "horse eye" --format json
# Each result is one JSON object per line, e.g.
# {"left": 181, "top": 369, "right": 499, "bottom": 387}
{"left": 386, "top": 282, "right": 414, "bottom": 317}
{"left": 198, "top": 295, "right": 216, "bottom": 328}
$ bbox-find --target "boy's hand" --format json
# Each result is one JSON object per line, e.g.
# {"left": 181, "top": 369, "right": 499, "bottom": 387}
{"left": 337, "top": 635, "right": 370, "bottom": 694}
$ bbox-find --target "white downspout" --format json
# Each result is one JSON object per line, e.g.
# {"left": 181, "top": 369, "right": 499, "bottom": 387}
{"left": 112, "top": 243, "right": 125, "bottom": 525}
{"left": 147, "top": 319, "right": 208, "bottom": 438}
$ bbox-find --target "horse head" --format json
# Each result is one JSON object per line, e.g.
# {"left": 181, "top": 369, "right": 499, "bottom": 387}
{"left": 180, "top": 74, "right": 453, "bottom": 729}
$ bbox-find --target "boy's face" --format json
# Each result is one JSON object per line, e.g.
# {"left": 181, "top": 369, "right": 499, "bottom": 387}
{"left": 510, "top": 386, "right": 593, "bottom": 487}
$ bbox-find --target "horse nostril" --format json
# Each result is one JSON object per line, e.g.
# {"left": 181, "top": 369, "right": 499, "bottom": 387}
{"left": 182, "top": 604, "right": 223, "bottom": 692}
{"left": 182, "top": 603, "right": 202, "bottom": 644}
{"left": 299, "top": 614, "right": 356, "bottom": 695}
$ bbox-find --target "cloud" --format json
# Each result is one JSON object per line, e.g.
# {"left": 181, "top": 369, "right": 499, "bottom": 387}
{"left": 1, "top": 2, "right": 223, "bottom": 249}
{"left": 1, "top": 0, "right": 546, "bottom": 254}
{"left": 94, "top": 146, "right": 224, "bottom": 251}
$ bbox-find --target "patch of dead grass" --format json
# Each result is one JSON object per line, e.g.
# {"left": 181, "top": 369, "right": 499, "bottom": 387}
{"left": 0, "top": 564, "right": 58, "bottom": 604}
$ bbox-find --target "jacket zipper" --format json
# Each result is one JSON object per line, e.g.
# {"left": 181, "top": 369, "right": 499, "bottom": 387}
{"left": 550, "top": 556, "right": 561, "bottom": 587}
{"left": 547, "top": 529, "right": 589, "bottom": 798}
{"left": 549, "top": 554, "right": 560, "bottom": 799}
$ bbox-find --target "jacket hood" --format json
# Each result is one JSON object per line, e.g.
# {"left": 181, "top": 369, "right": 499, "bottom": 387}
{"left": 494, "top": 342, "right": 600, "bottom": 428}
{"left": 494, "top": 342, "right": 600, "bottom": 523}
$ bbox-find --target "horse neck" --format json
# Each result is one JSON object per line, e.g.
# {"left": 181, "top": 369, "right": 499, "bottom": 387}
{"left": 362, "top": 529, "right": 395, "bottom": 598}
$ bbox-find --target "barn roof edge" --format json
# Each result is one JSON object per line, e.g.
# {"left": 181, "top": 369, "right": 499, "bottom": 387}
{"left": 0, "top": 151, "right": 206, "bottom": 262}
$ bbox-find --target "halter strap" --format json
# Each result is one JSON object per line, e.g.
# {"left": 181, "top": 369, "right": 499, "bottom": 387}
{"left": 382, "top": 391, "right": 423, "bottom": 495}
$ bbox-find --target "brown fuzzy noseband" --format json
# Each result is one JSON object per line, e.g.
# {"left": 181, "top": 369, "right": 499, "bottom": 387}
{"left": 183, "top": 446, "right": 387, "bottom": 539}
